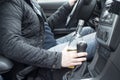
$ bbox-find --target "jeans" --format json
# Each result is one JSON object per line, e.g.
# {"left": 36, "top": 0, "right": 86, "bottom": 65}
{"left": 48, "top": 27, "right": 97, "bottom": 60}
{"left": 56, "top": 27, "right": 95, "bottom": 44}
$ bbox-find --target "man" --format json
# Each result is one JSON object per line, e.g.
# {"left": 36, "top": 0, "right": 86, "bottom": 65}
{"left": 0, "top": 0, "right": 97, "bottom": 80}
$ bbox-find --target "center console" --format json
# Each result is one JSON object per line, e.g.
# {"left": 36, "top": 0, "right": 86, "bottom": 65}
{"left": 84, "top": 0, "right": 120, "bottom": 80}
{"left": 97, "top": 0, "right": 120, "bottom": 51}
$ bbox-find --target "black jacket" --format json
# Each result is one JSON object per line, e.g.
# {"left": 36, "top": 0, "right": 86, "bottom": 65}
{"left": 0, "top": 0, "right": 72, "bottom": 69}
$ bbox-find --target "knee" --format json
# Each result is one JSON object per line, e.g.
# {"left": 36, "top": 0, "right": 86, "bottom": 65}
{"left": 80, "top": 27, "right": 95, "bottom": 36}
{"left": 83, "top": 27, "right": 95, "bottom": 33}
{"left": 86, "top": 38, "right": 98, "bottom": 60}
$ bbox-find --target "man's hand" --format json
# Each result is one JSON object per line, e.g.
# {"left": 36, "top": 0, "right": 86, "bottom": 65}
{"left": 61, "top": 46, "right": 87, "bottom": 68}
{"left": 69, "top": 0, "right": 77, "bottom": 7}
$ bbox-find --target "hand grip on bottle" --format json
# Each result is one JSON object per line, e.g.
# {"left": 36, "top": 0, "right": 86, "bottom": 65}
{"left": 68, "top": 41, "right": 87, "bottom": 69}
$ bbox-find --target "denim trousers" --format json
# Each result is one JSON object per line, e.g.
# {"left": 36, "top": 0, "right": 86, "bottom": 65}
{"left": 48, "top": 27, "right": 97, "bottom": 60}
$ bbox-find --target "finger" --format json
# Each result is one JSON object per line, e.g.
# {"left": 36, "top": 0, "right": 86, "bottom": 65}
{"left": 72, "top": 57, "right": 87, "bottom": 62}
{"left": 77, "top": 52, "right": 87, "bottom": 57}
{"left": 71, "top": 52, "right": 87, "bottom": 58}
{"left": 70, "top": 62, "right": 82, "bottom": 66}
{"left": 70, "top": 53, "right": 78, "bottom": 58}
{"left": 68, "top": 50, "right": 77, "bottom": 53}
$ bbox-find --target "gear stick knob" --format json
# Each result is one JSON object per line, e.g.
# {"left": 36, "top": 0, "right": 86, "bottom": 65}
{"left": 77, "top": 41, "right": 87, "bottom": 53}
{"left": 68, "top": 41, "right": 87, "bottom": 69}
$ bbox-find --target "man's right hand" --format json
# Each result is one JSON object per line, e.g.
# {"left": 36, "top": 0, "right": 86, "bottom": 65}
{"left": 61, "top": 46, "right": 87, "bottom": 68}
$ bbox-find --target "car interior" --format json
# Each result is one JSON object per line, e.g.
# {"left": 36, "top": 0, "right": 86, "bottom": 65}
{"left": 0, "top": 0, "right": 120, "bottom": 80}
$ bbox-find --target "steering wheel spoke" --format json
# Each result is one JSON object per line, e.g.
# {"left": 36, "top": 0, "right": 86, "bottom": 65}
{"left": 65, "top": 0, "right": 97, "bottom": 29}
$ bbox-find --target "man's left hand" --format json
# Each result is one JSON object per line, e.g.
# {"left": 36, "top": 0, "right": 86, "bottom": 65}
{"left": 69, "top": 0, "right": 77, "bottom": 7}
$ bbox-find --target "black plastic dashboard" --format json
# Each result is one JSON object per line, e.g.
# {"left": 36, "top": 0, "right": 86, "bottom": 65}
{"left": 86, "top": 0, "right": 120, "bottom": 80}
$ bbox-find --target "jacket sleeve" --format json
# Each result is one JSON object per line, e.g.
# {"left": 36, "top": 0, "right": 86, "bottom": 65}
{"left": 47, "top": 2, "right": 72, "bottom": 29}
{"left": 0, "top": 1, "right": 61, "bottom": 69}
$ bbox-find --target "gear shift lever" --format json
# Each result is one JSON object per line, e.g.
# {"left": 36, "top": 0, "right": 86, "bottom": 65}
{"left": 77, "top": 41, "right": 87, "bottom": 53}
{"left": 63, "top": 41, "right": 88, "bottom": 79}
{"left": 67, "top": 20, "right": 85, "bottom": 50}
{"left": 74, "top": 20, "right": 85, "bottom": 38}
{"left": 68, "top": 41, "right": 87, "bottom": 69}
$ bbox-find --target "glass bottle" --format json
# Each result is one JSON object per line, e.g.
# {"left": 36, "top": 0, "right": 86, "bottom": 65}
{"left": 67, "top": 20, "right": 85, "bottom": 69}
{"left": 67, "top": 20, "right": 85, "bottom": 52}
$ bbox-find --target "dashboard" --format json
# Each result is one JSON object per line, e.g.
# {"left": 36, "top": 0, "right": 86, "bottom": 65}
{"left": 96, "top": 0, "right": 120, "bottom": 51}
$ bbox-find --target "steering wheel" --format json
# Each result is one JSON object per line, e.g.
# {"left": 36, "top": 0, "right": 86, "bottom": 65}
{"left": 65, "top": 0, "right": 96, "bottom": 29}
